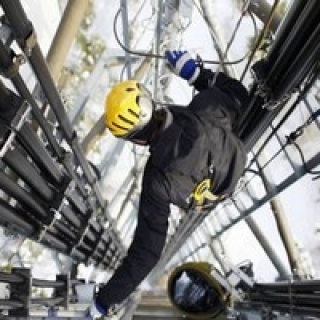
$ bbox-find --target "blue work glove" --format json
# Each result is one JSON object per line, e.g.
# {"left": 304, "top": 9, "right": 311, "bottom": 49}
{"left": 75, "top": 283, "right": 106, "bottom": 319}
{"left": 165, "top": 50, "right": 200, "bottom": 84}
{"left": 85, "top": 300, "right": 106, "bottom": 319}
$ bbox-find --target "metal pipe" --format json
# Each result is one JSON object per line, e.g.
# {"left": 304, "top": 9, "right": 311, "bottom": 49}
{"left": 67, "top": 190, "right": 89, "bottom": 215}
{"left": 0, "top": 171, "right": 51, "bottom": 223}
{"left": 246, "top": 215, "right": 291, "bottom": 279}
{"left": 0, "top": 271, "right": 24, "bottom": 283}
{"left": 256, "top": 279, "right": 320, "bottom": 291}
{"left": 248, "top": 0, "right": 282, "bottom": 32}
{"left": 273, "top": 24, "right": 320, "bottom": 100}
{"left": 18, "top": 125, "right": 66, "bottom": 186}
{"left": 250, "top": 292, "right": 320, "bottom": 305}
{"left": 61, "top": 205, "right": 82, "bottom": 229}
{"left": 3, "top": 149, "right": 55, "bottom": 201}
{"left": 0, "top": 1, "right": 33, "bottom": 41}
{"left": 54, "top": 221, "right": 79, "bottom": 243}
{"left": 0, "top": 299, "right": 24, "bottom": 309}
{"left": 264, "top": 0, "right": 305, "bottom": 64}
{"left": 0, "top": 1, "right": 75, "bottom": 140}
{"left": 0, "top": 199, "right": 35, "bottom": 236}
{"left": 46, "top": 0, "right": 90, "bottom": 84}
{"left": 41, "top": 231, "right": 70, "bottom": 253}
{"left": 240, "top": 0, "right": 282, "bottom": 81}
{"left": 237, "top": 301, "right": 320, "bottom": 318}
{"left": 120, "top": 0, "right": 132, "bottom": 79}
{"left": 32, "top": 278, "right": 65, "bottom": 288}
{"left": 81, "top": 115, "right": 106, "bottom": 154}
{"left": 0, "top": 10, "right": 63, "bottom": 159}
{"left": 28, "top": 45, "right": 75, "bottom": 140}
{"left": 31, "top": 296, "right": 64, "bottom": 306}
{"left": 266, "top": 0, "right": 320, "bottom": 95}
{"left": 256, "top": 152, "right": 310, "bottom": 279}
{"left": 210, "top": 151, "right": 320, "bottom": 241}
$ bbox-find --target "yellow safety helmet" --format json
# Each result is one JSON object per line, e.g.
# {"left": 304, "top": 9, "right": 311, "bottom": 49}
{"left": 105, "top": 80, "right": 154, "bottom": 138}
{"left": 167, "top": 262, "right": 228, "bottom": 319}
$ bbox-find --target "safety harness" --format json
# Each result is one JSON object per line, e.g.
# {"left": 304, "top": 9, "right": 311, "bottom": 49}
{"left": 189, "top": 174, "right": 226, "bottom": 212}
{"left": 151, "top": 107, "right": 229, "bottom": 212}
{"left": 188, "top": 112, "right": 227, "bottom": 212}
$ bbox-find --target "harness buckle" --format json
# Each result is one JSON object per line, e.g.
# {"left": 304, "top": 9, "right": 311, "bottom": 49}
{"left": 191, "top": 179, "right": 225, "bottom": 211}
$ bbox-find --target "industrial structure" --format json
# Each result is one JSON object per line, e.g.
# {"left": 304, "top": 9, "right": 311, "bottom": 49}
{"left": 0, "top": 0, "right": 319, "bottom": 318}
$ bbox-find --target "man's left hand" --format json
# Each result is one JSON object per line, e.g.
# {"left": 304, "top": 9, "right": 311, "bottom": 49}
{"left": 165, "top": 50, "right": 200, "bottom": 84}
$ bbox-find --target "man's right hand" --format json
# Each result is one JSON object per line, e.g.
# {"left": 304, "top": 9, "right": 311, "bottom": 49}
{"left": 165, "top": 50, "right": 200, "bottom": 84}
{"left": 75, "top": 283, "right": 106, "bottom": 319}
{"left": 85, "top": 301, "right": 105, "bottom": 319}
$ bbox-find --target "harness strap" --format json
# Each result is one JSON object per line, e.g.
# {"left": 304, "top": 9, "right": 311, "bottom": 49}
{"left": 186, "top": 111, "right": 228, "bottom": 211}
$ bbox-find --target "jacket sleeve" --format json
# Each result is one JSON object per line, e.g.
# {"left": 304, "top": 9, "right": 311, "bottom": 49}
{"left": 193, "top": 67, "right": 249, "bottom": 109}
{"left": 96, "top": 161, "right": 171, "bottom": 310}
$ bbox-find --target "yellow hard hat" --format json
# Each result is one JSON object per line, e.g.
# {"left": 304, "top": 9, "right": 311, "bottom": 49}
{"left": 167, "top": 262, "right": 228, "bottom": 319}
{"left": 105, "top": 80, "right": 154, "bottom": 138}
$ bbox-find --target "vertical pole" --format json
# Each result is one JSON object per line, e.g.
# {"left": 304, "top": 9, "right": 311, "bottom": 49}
{"left": 46, "top": 0, "right": 90, "bottom": 84}
{"left": 120, "top": 0, "right": 132, "bottom": 79}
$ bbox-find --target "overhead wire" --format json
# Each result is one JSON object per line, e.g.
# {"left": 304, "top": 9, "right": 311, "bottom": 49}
{"left": 113, "top": 8, "right": 163, "bottom": 60}
{"left": 113, "top": 4, "right": 255, "bottom": 66}
{"left": 190, "top": 0, "right": 257, "bottom": 67}
{"left": 193, "top": 0, "right": 252, "bottom": 78}
{"left": 119, "top": 1, "right": 156, "bottom": 81}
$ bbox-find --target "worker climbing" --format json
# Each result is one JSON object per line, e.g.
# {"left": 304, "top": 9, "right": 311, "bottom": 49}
{"left": 86, "top": 49, "right": 249, "bottom": 318}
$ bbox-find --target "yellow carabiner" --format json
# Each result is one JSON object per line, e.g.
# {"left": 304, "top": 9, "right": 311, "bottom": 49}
{"left": 193, "top": 179, "right": 210, "bottom": 203}
{"left": 193, "top": 178, "right": 220, "bottom": 205}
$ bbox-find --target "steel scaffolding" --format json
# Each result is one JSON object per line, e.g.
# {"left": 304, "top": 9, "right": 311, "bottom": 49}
{"left": 0, "top": 0, "right": 319, "bottom": 318}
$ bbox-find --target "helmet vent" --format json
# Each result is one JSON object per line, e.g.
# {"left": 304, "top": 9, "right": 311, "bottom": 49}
{"left": 118, "top": 114, "right": 135, "bottom": 125}
{"left": 128, "top": 108, "right": 139, "bottom": 118}
{"left": 112, "top": 121, "right": 130, "bottom": 131}
{"left": 126, "top": 87, "right": 135, "bottom": 92}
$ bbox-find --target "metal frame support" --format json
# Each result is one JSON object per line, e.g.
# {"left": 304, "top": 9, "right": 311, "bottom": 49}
{"left": 55, "top": 274, "right": 70, "bottom": 309}
{"left": 9, "top": 268, "right": 32, "bottom": 317}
